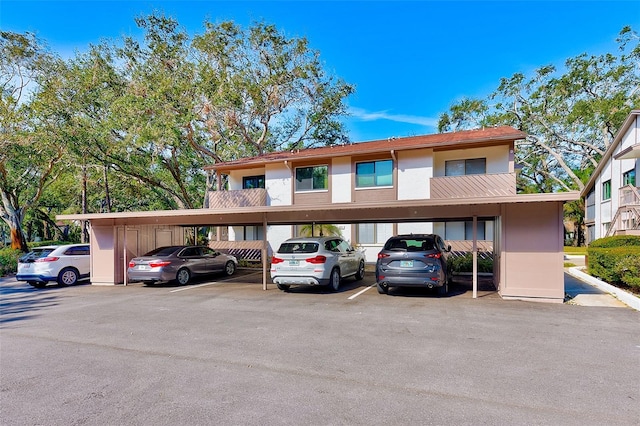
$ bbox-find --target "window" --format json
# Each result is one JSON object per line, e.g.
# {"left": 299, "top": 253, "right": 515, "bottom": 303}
{"left": 602, "top": 180, "right": 611, "bottom": 201}
{"left": 243, "top": 226, "right": 264, "bottom": 241}
{"left": 356, "top": 160, "right": 393, "bottom": 188}
{"left": 357, "top": 223, "right": 393, "bottom": 244}
{"left": 586, "top": 188, "right": 596, "bottom": 221}
{"left": 445, "top": 158, "right": 486, "bottom": 176}
{"left": 243, "top": 175, "right": 265, "bottom": 189}
{"left": 445, "top": 221, "right": 487, "bottom": 240}
{"left": 623, "top": 169, "right": 636, "bottom": 187}
{"left": 295, "top": 165, "right": 328, "bottom": 191}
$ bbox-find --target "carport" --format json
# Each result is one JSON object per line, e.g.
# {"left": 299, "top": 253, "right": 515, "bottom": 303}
{"left": 58, "top": 191, "right": 579, "bottom": 303}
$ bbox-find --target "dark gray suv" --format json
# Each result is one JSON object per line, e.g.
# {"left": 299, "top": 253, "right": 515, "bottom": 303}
{"left": 375, "top": 234, "right": 452, "bottom": 296}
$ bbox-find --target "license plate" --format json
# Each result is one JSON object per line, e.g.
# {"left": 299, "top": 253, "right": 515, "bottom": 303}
{"left": 400, "top": 260, "right": 414, "bottom": 268}
{"left": 288, "top": 260, "right": 299, "bottom": 266}
{"left": 137, "top": 265, "right": 149, "bottom": 270}
{"left": 22, "top": 263, "right": 31, "bottom": 269}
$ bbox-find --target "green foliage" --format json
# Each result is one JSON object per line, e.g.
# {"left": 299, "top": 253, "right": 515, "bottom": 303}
{"left": 438, "top": 26, "right": 640, "bottom": 194}
{"left": 450, "top": 253, "right": 494, "bottom": 273}
{"left": 616, "top": 256, "right": 640, "bottom": 289}
{"left": 0, "top": 247, "right": 20, "bottom": 275}
{"left": 589, "top": 235, "right": 640, "bottom": 248}
{"left": 588, "top": 246, "right": 640, "bottom": 284}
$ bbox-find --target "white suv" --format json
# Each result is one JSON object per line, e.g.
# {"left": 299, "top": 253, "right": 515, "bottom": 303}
{"left": 270, "top": 237, "right": 366, "bottom": 291}
{"left": 16, "top": 244, "right": 90, "bottom": 288}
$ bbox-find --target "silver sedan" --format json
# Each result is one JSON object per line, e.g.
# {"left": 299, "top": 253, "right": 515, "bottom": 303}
{"left": 127, "top": 245, "right": 238, "bottom": 285}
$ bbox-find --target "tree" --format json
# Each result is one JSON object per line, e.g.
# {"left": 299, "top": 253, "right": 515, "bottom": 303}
{"left": 191, "top": 20, "right": 355, "bottom": 161}
{"left": 438, "top": 26, "right": 640, "bottom": 194}
{"left": 298, "top": 223, "right": 343, "bottom": 238}
{"left": 0, "top": 32, "right": 64, "bottom": 251}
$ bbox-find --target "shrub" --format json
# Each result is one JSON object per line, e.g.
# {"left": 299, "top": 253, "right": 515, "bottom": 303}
{"left": 616, "top": 255, "right": 640, "bottom": 290}
{"left": 0, "top": 247, "right": 21, "bottom": 276}
{"left": 589, "top": 235, "right": 640, "bottom": 248}
{"left": 450, "top": 253, "right": 493, "bottom": 273}
{"left": 588, "top": 245, "right": 640, "bottom": 285}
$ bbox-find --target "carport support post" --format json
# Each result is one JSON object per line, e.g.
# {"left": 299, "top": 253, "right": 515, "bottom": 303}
{"left": 472, "top": 215, "right": 478, "bottom": 299}
{"left": 262, "top": 214, "right": 268, "bottom": 290}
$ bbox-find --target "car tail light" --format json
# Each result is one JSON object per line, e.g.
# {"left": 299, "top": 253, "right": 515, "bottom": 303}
{"left": 35, "top": 257, "right": 59, "bottom": 263}
{"left": 377, "top": 253, "right": 390, "bottom": 259}
{"left": 149, "top": 260, "right": 171, "bottom": 268}
{"left": 271, "top": 256, "right": 284, "bottom": 264}
{"left": 425, "top": 253, "right": 441, "bottom": 259}
{"left": 128, "top": 261, "right": 136, "bottom": 268}
{"left": 306, "top": 255, "right": 327, "bottom": 264}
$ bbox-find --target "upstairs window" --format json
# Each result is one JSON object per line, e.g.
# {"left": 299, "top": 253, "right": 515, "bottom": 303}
{"left": 295, "top": 165, "right": 328, "bottom": 191}
{"left": 243, "top": 175, "right": 265, "bottom": 189}
{"left": 623, "top": 169, "right": 636, "bottom": 187}
{"left": 445, "top": 158, "right": 486, "bottom": 176}
{"left": 356, "top": 160, "right": 393, "bottom": 188}
{"left": 602, "top": 180, "right": 611, "bottom": 201}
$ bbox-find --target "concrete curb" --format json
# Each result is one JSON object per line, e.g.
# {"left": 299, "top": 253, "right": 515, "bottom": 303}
{"left": 567, "top": 267, "right": 640, "bottom": 311}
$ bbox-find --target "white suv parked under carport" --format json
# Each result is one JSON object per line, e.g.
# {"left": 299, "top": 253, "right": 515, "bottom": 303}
{"left": 270, "top": 236, "right": 366, "bottom": 292}
{"left": 16, "top": 244, "right": 90, "bottom": 288}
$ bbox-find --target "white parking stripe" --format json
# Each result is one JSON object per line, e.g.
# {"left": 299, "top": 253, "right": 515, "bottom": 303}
{"left": 170, "top": 282, "right": 220, "bottom": 292}
{"left": 169, "top": 270, "right": 264, "bottom": 293}
{"left": 348, "top": 285, "right": 375, "bottom": 300}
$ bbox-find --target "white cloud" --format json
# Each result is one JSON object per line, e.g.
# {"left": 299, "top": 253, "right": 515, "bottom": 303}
{"left": 348, "top": 107, "right": 439, "bottom": 128}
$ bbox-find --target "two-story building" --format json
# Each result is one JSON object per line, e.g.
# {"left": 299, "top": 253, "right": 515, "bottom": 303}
{"left": 582, "top": 110, "right": 640, "bottom": 243}
{"left": 59, "top": 126, "right": 580, "bottom": 303}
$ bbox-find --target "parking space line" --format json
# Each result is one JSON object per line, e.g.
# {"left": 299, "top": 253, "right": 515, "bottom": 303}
{"left": 348, "top": 285, "right": 375, "bottom": 300}
{"left": 170, "top": 282, "right": 221, "bottom": 293}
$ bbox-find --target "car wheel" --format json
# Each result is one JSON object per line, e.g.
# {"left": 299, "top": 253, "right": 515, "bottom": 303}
{"left": 277, "top": 284, "right": 290, "bottom": 291}
{"left": 355, "top": 261, "right": 365, "bottom": 280}
{"left": 29, "top": 281, "right": 46, "bottom": 288}
{"left": 328, "top": 268, "right": 340, "bottom": 292}
{"left": 224, "top": 261, "right": 236, "bottom": 276}
{"left": 58, "top": 267, "right": 79, "bottom": 286}
{"left": 377, "top": 282, "right": 388, "bottom": 294}
{"left": 176, "top": 268, "right": 191, "bottom": 285}
{"left": 438, "top": 281, "right": 449, "bottom": 297}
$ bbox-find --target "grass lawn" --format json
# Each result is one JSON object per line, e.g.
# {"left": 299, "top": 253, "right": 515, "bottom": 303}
{"left": 564, "top": 246, "right": 587, "bottom": 255}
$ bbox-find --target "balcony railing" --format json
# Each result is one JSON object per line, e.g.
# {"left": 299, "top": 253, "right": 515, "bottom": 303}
{"left": 619, "top": 185, "right": 640, "bottom": 206}
{"left": 207, "top": 188, "right": 267, "bottom": 209}
{"left": 430, "top": 173, "right": 516, "bottom": 199}
{"left": 606, "top": 185, "right": 640, "bottom": 237}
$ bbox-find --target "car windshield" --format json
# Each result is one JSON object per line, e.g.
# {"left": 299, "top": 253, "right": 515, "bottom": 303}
{"left": 277, "top": 242, "right": 319, "bottom": 254}
{"left": 385, "top": 238, "right": 435, "bottom": 251}
{"left": 19, "top": 248, "right": 55, "bottom": 262}
{"left": 144, "top": 246, "right": 182, "bottom": 257}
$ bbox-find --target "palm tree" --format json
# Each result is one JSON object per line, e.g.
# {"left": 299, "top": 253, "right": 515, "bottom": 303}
{"left": 298, "top": 223, "right": 342, "bottom": 237}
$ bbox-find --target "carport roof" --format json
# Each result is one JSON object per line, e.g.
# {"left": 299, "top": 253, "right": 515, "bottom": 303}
{"left": 58, "top": 192, "right": 580, "bottom": 227}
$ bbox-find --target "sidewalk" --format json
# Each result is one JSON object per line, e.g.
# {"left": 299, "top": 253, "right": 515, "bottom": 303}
{"left": 564, "top": 254, "right": 640, "bottom": 310}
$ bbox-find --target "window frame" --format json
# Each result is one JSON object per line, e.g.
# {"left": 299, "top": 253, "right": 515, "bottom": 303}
{"left": 623, "top": 169, "right": 636, "bottom": 187}
{"left": 355, "top": 159, "right": 394, "bottom": 189}
{"left": 295, "top": 165, "right": 328, "bottom": 192}
{"left": 602, "top": 180, "right": 612, "bottom": 201}
{"left": 445, "top": 158, "right": 487, "bottom": 176}
{"left": 242, "top": 175, "right": 265, "bottom": 189}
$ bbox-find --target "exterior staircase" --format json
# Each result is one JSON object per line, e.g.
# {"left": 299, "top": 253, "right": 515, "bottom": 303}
{"left": 606, "top": 185, "right": 640, "bottom": 237}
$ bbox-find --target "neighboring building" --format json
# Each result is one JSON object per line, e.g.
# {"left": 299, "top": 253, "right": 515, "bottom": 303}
{"left": 206, "top": 127, "right": 519, "bottom": 262}
{"left": 59, "top": 126, "right": 579, "bottom": 303}
{"left": 582, "top": 110, "right": 640, "bottom": 243}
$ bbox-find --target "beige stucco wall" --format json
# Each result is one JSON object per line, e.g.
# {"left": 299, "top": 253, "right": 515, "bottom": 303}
{"left": 499, "top": 202, "right": 565, "bottom": 303}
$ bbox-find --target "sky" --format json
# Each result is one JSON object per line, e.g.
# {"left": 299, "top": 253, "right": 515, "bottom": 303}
{"left": 1, "top": 0, "right": 638, "bottom": 142}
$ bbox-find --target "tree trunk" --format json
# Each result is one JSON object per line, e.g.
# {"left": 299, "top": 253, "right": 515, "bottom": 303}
{"left": 7, "top": 215, "right": 28, "bottom": 252}
{"left": 81, "top": 165, "right": 88, "bottom": 243}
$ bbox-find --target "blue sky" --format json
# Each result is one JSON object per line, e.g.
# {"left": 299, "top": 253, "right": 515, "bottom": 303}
{"left": 1, "top": 1, "right": 638, "bottom": 142}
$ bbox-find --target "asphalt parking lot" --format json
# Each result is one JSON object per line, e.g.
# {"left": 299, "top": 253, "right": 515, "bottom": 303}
{"left": 1, "top": 270, "right": 639, "bottom": 425}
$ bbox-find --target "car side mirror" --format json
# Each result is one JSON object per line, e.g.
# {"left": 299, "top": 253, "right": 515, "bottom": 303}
{"left": 447, "top": 245, "right": 452, "bottom": 252}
